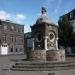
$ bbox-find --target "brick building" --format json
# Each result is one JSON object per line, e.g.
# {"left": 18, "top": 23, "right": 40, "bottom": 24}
{"left": 0, "top": 20, "right": 24, "bottom": 55}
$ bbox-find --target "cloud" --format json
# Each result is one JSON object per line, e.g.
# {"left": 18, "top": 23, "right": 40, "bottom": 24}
{"left": 15, "top": 14, "right": 26, "bottom": 24}
{"left": 0, "top": 10, "right": 26, "bottom": 24}
{"left": 0, "top": 10, "right": 10, "bottom": 20}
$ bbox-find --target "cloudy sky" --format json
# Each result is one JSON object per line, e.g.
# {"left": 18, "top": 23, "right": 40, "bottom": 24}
{"left": 0, "top": 0, "right": 75, "bottom": 32}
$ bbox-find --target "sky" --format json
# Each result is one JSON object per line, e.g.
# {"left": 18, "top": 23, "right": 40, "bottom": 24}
{"left": 0, "top": 0, "right": 75, "bottom": 33}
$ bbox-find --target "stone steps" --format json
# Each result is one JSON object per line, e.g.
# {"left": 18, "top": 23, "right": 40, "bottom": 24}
{"left": 11, "top": 61, "right": 75, "bottom": 71}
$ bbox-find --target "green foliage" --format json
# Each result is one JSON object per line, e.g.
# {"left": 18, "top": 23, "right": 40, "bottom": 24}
{"left": 58, "top": 15, "right": 73, "bottom": 47}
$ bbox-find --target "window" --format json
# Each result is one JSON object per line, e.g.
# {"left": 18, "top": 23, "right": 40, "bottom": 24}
{"left": 20, "top": 27, "right": 24, "bottom": 32}
{"left": 18, "top": 36, "right": 23, "bottom": 43}
{"left": 20, "top": 38, "right": 23, "bottom": 43}
{"left": 11, "top": 48, "right": 13, "bottom": 52}
{"left": 15, "top": 28, "right": 18, "bottom": 32}
{"left": 16, "top": 48, "right": 18, "bottom": 52}
{"left": 2, "top": 34, "right": 6, "bottom": 42}
{"left": 18, "top": 28, "right": 20, "bottom": 32}
{"left": 4, "top": 45, "right": 5, "bottom": 47}
{"left": 0, "top": 40, "right": 1, "bottom": 43}
{"left": 15, "top": 37, "right": 16, "bottom": 42}
{"left": 11, "top": 26, "right": 14, "bottom": 31}
{"left": 10, "top": 35, "right": 14, "bottom": 42}
{"left": 14, "top": 27, "right": 17, "bottom": 31}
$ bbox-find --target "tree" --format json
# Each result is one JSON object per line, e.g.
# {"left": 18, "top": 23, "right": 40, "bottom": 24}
{"left": 58, "top": 15, "right": 73, "bottom": 47}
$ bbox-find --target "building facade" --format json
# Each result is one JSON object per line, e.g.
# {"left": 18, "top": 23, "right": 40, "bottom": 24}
{"left": 60, "top": 9, "right": 75, "bottom": 33}
{"left": 60, "top": 9, "right": 75, "bottom": 55}
{"left": 0, "top": 20, "right": 24, "bottom": 55}
{"left": 24, "top": 32, "right": 32, "bottom": 51}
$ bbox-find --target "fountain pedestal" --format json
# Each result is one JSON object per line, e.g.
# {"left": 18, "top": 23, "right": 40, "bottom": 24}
{"left": 30, "top": 50, "right": 65, "bottom": 62}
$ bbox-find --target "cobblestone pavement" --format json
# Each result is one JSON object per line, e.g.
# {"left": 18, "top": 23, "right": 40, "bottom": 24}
{"left": 0, "top": 54, "right": 26, "bottom": 69}
{"left": 0, "top": 54, "right": 75, "bottom": 70}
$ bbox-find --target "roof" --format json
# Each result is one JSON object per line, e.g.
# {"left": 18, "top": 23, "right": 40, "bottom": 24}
{"left": 0, "top": 20, "right": 24, "bottom": 26}
{"left": 36, "top": 7, "right": 53, "bottom": 25}
{"left": 36, "top": 14, "right": 53, "bottom": 24}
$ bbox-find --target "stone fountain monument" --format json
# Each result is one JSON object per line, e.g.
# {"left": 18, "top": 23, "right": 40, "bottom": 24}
{"left": 30, "top": 6, "right": 65, "bottom": 62}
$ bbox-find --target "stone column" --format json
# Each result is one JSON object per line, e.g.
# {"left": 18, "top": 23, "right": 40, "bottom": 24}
{"left": 44, "top": 36, "right": 48, "bottom": 50}
{"left": 32, "top": 38, "right": 34, "bottom": 51}
{"left": 56, "top": 38, "right": 58, "bottom": 50}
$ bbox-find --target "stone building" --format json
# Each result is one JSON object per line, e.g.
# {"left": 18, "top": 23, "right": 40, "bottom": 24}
{"left": 0, "top": 20, "right": 24, "bottom": 55}
{"left": 60, "top": 9, "right": 75, "bottom": 55}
